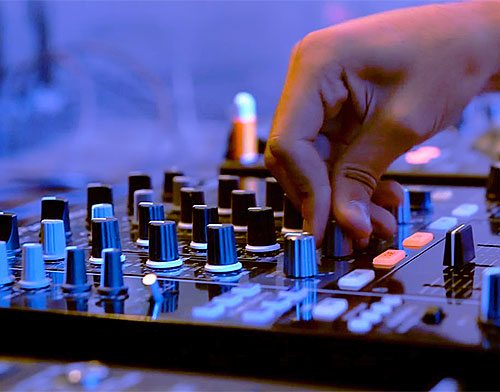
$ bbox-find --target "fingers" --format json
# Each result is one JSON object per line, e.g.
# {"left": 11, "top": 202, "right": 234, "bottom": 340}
{"left": 371, "top": 180, "right": 404, "bottom": 209}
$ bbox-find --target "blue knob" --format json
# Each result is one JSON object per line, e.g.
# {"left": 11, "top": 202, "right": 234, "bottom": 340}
{"left": 19, "top": 243, "right": 50, "bottom": 289}
{"left": 481, "top": 267, "right": 500, "bottom": 325}
{"left": 41, "top": 219, "right": 66, "bottom": 261}
{"left": 41, "top": 196, "right": 71, "bottom": 236}
{"left": 0, "top": 241, "right": 14, "bottom": 286}
{"left": 98, "top": 248, "right": 128, "bottom": 297}
{"left": 0, "top": 212, "right": 20, "bottom": 256}
{"left": 91, "top": 203, "right": 114, "bottom": 220}
{"left": 62, "top": 246, "right": 91, "bottom": 293}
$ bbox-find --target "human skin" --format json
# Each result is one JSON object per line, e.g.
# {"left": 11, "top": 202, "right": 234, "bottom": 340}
{"left": 265, "top": 1, "right": 500, "bottom": 246}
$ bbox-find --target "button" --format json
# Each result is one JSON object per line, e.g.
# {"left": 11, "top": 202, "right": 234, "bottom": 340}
{"left": 373, "top": 249, "right": 406, "bottom": 269}
{"left": 422, "top": 306, "right": 445, "bottom": 325}
{"left": 428, "top": 217, "right": 458, "bottom": 231}
{"left": 312, "top": 298, "right": 348, "bottom": 322}
{"left": 402, "top": 232, "right": 434, "bottom": 249}
{"left": 241, "top": 308, "right": 275, "bottom": 325}
{"left": 370, "top": 302, "right": 392, "bottom": 316}
{"left": 381, "top": 295, "right": 403, "bottom": 307}
{"left": 192, "top": 303, "right": 225, "bottom": 320}
{"left": 261, "top": 297, "right": 293, "bottom": 313}
{"left": 338, "top": 269, "right": 375, "bottom": 291}
{"left": 277, "top": 287, "right": 309, "bottom": 302}
{"left": 347, "top": 318, "right": 372, "bottom": 334}
{"left": 231, "top": 283, "right": 261, "bottom": 298}
{"left": 212, "top": 292, "right": 244, "bottom": 308}
{"left": 359, "top": 310, "right": 382, "bottom": 324}
{"left": 451, "top": 203, "right": 479, "bottom": 217}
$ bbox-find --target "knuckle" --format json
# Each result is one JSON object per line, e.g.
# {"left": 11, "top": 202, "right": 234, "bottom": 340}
{"left": 295, "top": 30, "right": 341, "bottom": 75}
{"left": 264, "top": 137, "right": 288, "bottom": 170}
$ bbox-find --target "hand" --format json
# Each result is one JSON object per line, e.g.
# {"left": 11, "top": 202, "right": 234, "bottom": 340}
{"left": 265, "top": 1, "right": 500, "bottom": 246}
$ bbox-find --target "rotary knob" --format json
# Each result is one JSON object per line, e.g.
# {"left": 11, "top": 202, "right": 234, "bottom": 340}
{"left": 98, "top": 248, "right": 128, "bottom": 297}
{"left": 127, "top": 172, "right": 152, "bottom": 216}
{"left": 191, "top": 205, "right": 219, "bottom": 251}
{"left": 19, "top": 243, "right": 51, "bottom": 289}
{"left": 391, "top": 187, "right": 411, "bottom": 224}
{"left": 41, "top": 197, "right": 71, "bottom": 236}
{"left": 91, "top": 203, "right": 114, "bottom": 220}
{"left": 230, "top": 190, "right": 256, "bottom": 233}
{"left": 133, "top": 189, "right": 154, "bottom": 225}
{"left": 90, "top": 218, "right": 124, "bottom": 264}
{"left": 163, "top": 168, "right": 183, "bottom": 203}
{"left": 137, "top": 202, "right": 165, "bottom": 247}
{"left": 86, "top": 183, "right": 113, "bottom": 227}
{"left": 322, "top": 219, "right": 353, "bottom": 259}
{"left": 265, "top": 177, "right": 284, "bottom": 218}
{"left": 443, "top": 224, "right": 475, "bottom": 267}
{"left": 486, "top": 161, "right": 500, "bottom": 203}
{"left": 246, "top": 207, "right": 279, "bottom": 253}
{"left": 481, "top": 267, "right": 500, "bottom": 326}
{"left": 282, "top": 194, "right": 303, "bottom": 233}
{"left": 172, "top": 176, "right": 195, "bottom": 212}
{"left": 41, "top": 219, "right": 66, "bottom": 261}
{"left": 179, "top": 188, "right": 205, "bottom": 230}
{"left": 283, "top": 232, "right": 317, "bottom": 278}
{"left": 217, "top": 175, "right": 240, "bottom": 217}
{"left": 0, "top": 241, "right": 14, "bottom": 287}
{"left": 0, "top": 212, "right": 20, "bottom": 256}
{"left": 147, "top": 221, "right": 183, "bottom": 269}
{"left": 205, "top": 224, "right": 242, "bottom": 273}
{"left": 409, "top": 189, "right": 433, "bottom": 213}
{"left": 62, "top": 246, "right": 91, "bottom": 293}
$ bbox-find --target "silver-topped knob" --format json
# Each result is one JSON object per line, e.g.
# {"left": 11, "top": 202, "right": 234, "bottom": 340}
{"left": 322, "top": 220, "right": 352, "bottom": 259}
{"left": 283, "top": 232, "right": 317, "bottom": 278}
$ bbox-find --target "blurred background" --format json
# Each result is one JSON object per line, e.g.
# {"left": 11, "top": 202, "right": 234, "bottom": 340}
{"left": 0, "top": 0, "right": 498, "bottom": 204}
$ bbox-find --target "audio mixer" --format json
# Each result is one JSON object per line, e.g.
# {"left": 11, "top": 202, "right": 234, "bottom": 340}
{"left": 0, "top": 163, "right": 499, "bottom": 390}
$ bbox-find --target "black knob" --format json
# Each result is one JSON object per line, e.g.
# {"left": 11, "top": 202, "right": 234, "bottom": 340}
{"left": 230, "top": 190, "right": 256, "bottom": 232}
{"left": 147, "top": 221, "right": 183, "bottom": 269}
{"left": 98, "top": 248, "right": 128, "bottom": 297}
{"left": 265, "top": 177, "right": 284, "bottom": 217}
{"left": 409, "top": 189, "right": 433, "bottom": 213}
{"left": 486, "top": 161, "right": 500, "bottom": 203}
{"left": 282, "top": 194, "right": 303, "bottom": 233}
{"left": 480, "top": 267, "right": 500, "bottom": 326}
{"left": 163, "top": 169, "right": 183, "bottom": 203}
{"left": 90, "top": 218, "right": 123, "bottom": 264}
{"left": 127, "top": 172, "right": 152, "bottom": 216}
{"left": 443, "top": 224, "right": 475, "bottom": 267}
{"left": 86, "top": 183, "right": 113, "bottom": 227}
{"left": 246, "top": 207, "right": 279, "bottom": 253}
{"left": 41, "top": 197, "right": 71, "bottom": 236}
{"left": 172, "top": 176, "right": 194, "bottom": 211}
{"left": 0, "top": 212, "right": 20, "bottom": 256}
{"left": 218, "top": 175, "right": 240, "bottom": 216}
{"left": 62, "top": 246, "right": 91, "bottom": 293}
{"left": 179, "top": 188, "right": 205, "bottom": 229}
{"left": 422, "top": 306, "right": 445, "bottom": 325}
{"left": 322, "top": 220, "right": 353, "bottom": 258}
{"left": 137, "top": 203, "right": 165, "bottom": 246}
{"left": 191, "top": 205, "right": 219, "bottom": 250}
{"left": 205, "top": 224, "right": 242, "bottom": 273}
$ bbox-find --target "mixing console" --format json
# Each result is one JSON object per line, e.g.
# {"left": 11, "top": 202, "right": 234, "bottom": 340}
{"left": 0, "top": 165, "right": 499, "bottom": 390}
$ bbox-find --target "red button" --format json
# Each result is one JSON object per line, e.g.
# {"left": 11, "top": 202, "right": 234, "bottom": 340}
{"left": 373, "top": 249, "right": 406, "bottom": 269}
{"left": 402, "top": 232, "right": 434, "bottom": 249}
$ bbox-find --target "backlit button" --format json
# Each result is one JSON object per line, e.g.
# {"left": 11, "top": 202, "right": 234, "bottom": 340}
{"left": 212, "top": 292, "right": 244, "bottom": 308}
{"left": 347, "top": 318, "right": 372, "bottom": 334}
{"left": 370, "top": 302, "right": 392, "bottom": 316}
{"left": 277, "top": 287, "right": 309, "bottom": 302}
{"left": 381, "top": 295, "right": 403, "bottom": 307}
{"left": 428, "top": 217, "right": 458, "bottom": 231}
{"left": 373, "top": 249, "right": 406, "bottom": 269}
{"left": 231, "top": 283, "right": 261, "bottom": 298}
{"left": 312, "top": 298, "right": 348, "bottom": 322}
{"left": 359, "top": 310, "right": 382, "bottom": 324}
{"left": 192, "top": 303, "right": 225, "bottom": 320}
{"left": 241, "top": 308, "right": 275, "bottom": 325}
{"left": 402, "top": 232, "right": 434, "bottom": 249}
{"left": 452, "top": 203, "right": 479, "bottom": 217}
{"left": 261, "top": 297, "right": 293, "bottom": 313}
{"left": 338, "top": 269, "right": 375, "bottom": 291}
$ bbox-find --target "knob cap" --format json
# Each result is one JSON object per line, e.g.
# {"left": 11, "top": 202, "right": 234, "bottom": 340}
{"left": 172, "top": 176, "right": 194, "bottom": 212}
{"left": 322, "top": 220, "right": 353, "bottom": 259}
{"left": 218, "top": 175, "right": 240, "bottom": 216}
{"left": 133, "top": 189, "right": 154, "bottom": 225}
{"left": 62, "top": 246, "right": 91, "bottom": 293}
{"left": 409, "top": 189, "right": 433, "bottom": 213}
{"left": 282, "top": 194, "right": 303, "bottom": 233}
{"left": 98, "top": 248, "right": 128, "bottom": 297}
{"left": 231, "top": 190, "right": 256, "bottom": 232}
{"left": 163, "top": 169, "right": 183, "bottom": 202}
{"left": 205, "top": 224, "right": 242, "bottom": 273}
{"left": 284, "top": 232, "right": 317, "bottom": 278}
{"left": 91, "top": 203, "right": 114, "bottom": 220}
{"left": 246, "top": 207, "right": 279, "bottom": 253}
{"left": 443, "top": 224, "right": 475, "bottom": 267}
{"left": 90, "top": 218, "right": 124, "bottom": 264}
{"left": 486, "top": 161, "right": 500, "bottom": 203}
{"left": 19, "top": 243, "right": 50, "bottom": 289}
{"left": 0, "top": 212, "right": 20, "bottom": 256}
{"left": 41, "top": 197, "right": 71, "bottom": 236}
{"left": 191, "top": 205, "right": 219, "bottom": 250}
{"left": 86, "top": 183, "right": 113, "bottom": 226}
{"left": 41, "top": 219, "right": 66, "bottom": 261}
{"left": 0, "top": 241, "right": 14, "bottom": 286}
{"left": 127, "top": 172, "right": 152, "bottom": 215}
{"left": 392, "top": 187, "right": 411, "bottom": 224}
{"left": 265, "top": 177, "right": 284, "bottom": 217}
{"left": 481, "top": 267, "right": 500, "bottom": 325}
{"left": 147, "top": 221, "right": 183, "bottom": 269}
{"left": 137, "top": 202, "right": 165, "bottom": 246}
{"left": 179, "top": 188, "right": 205, "bottom": 230}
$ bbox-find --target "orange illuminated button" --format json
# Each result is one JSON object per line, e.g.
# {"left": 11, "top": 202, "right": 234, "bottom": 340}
{"left": 373, "top": 249, "right": 406, "bottom": 269}
{"left": 402, "top": 232, "right": 434, "bottom": 249}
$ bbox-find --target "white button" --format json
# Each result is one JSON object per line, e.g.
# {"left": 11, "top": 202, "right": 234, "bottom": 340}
{"left": 312, "top": 298, "right": 348, "bottom": 322}
{"left": 277, "top": 288, "right": 309, "bottom": 302}
{"left": 347, "top": 318, "right": 372, "bottom": 334}
{"left": 428, "top": 217, "right": 458, "bottom": 231}
{"left": 192, "top": 303, "right": 225, "bottom": 320}
{"left": 359, "top": 310, "right": 382, "bottom": 324}
{"left": 241, "top": 308, "right": 275, "bottom": 325}
{"left": 212, "top": 293, "right": 244, "bottom": 308}
{"left": 452, "top": 203, "right": 478, "bottom": 217}
{"left": 231, "top": 283, "right": 261, "bottom": 298}
{"left": 370, "top": 302, "right": 392, "bottom": 315}
{"left": 338, "top": 269, "right": 375, "bottom": 291}
{"left": 381, "top": 295, "right": 403, "bottom": 307}
{"left": 261, "top": 297, "right": 293, "bottom": 313}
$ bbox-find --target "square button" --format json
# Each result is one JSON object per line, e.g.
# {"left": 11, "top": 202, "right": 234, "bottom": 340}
{"left": 402, "top": 232, "right": 434, "bottom": 249}
{"left": 373, "top": 249, "right": 406, "bottom": 269}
